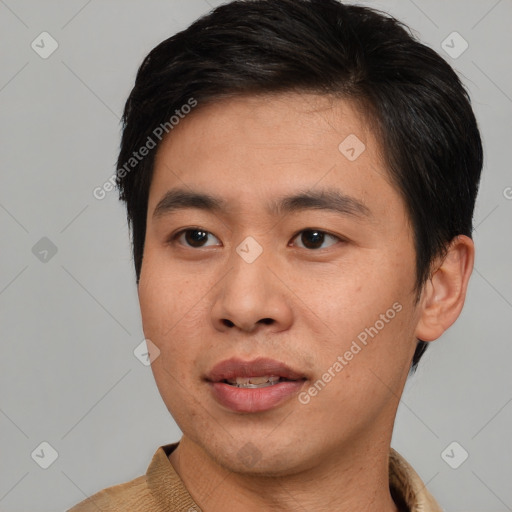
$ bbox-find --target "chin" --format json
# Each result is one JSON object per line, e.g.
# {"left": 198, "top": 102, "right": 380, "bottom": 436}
{"left": 204, "top": 433, "right": 313, "bottom": 477}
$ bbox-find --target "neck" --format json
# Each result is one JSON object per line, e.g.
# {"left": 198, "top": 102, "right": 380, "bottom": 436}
{"left": 169, "top": 434, "right": 400, "bottom": 512}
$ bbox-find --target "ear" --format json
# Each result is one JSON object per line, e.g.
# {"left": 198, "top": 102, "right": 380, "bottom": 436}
{"left": 415, "top": 235, "right": 475, "bottom": 342}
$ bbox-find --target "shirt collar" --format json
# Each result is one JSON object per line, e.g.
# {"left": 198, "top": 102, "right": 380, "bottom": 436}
{"left": 146, "top": 442, "right": 442, "bottom": 512}
{"left": 389, "top": 448, "right": 443, "bottom": 512}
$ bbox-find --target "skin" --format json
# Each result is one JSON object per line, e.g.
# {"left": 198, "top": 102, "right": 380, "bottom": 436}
{"left": 138, "top": 92, "right": 474, "bottom": 512}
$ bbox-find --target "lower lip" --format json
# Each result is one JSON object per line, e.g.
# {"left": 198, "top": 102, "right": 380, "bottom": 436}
{"left": 208, "top": 380, "right": 306, "bottom": 413}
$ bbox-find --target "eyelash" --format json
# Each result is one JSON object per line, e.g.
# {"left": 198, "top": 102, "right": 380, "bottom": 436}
{"left": 167, "top": 227, "right": 344, "bottom": 251}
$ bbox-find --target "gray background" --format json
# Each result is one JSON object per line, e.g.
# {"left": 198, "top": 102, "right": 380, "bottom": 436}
{"left": 0, "top": 0, "right": 511, "bottom": 510}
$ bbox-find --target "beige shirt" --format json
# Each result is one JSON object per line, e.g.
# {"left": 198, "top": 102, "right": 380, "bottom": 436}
{"left": 68, "top": 442, "right": 442, "bottom": 511}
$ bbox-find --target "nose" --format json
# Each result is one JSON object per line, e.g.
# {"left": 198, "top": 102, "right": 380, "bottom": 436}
{"left": 210, "top": 247, "right": 293, "bottom": 334}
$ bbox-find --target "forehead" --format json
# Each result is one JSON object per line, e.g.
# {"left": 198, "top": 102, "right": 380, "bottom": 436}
{"left": 149, "top": 92, "right": 400, "bottom": 222}
{"left": 155, "top": 92, "right": 375, "bottom": 161}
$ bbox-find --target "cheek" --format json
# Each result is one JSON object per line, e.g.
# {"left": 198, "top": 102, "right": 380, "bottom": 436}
{"left": 137, "top": 246, "right": 216, "bottom": 382}
{"left": 138, "top": 250, "right": 204, "bottom": 414}
{"left": 295, "top": 247, "right": 417, "bottom": 383}
{"left": 138, "top": 247, "right": 196, "bottom": 338}
{"left": 301, "top": 250, "right": 412, "bottom": 328}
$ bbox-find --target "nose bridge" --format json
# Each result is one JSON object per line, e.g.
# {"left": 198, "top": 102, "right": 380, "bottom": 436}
{"left": 235, "top": 232, "right": 266, "bottom": 266}
{"left": 227, "top": 235, "right": 271, "bottom": 299}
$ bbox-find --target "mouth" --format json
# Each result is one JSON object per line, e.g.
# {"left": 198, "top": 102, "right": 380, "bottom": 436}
{"left": 205, "top": 357, "right": 308, "bottom": 413}
{"left": 222, "top": 375, "right": 292, "bottom": 388}
{"left": 205, "top": 356, "right": 307, "bottom": 384}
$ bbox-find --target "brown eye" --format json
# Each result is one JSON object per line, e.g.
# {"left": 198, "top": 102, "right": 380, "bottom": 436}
{"left": 292, "top": 229, "right": 340, "bottom": 250}
{"left": 174, "top": 229, "right": 221, "bottom": 248}
{"left": 169, "top": 228, "right": 341, "bottom": 250}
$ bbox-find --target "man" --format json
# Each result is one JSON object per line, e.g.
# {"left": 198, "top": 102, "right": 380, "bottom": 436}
{"left": 69, "top": 0, "right": 482, "bottom": 510}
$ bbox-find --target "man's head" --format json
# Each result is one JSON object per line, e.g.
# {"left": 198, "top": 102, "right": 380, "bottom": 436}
{"left": 115, "top": 0, "right": 481, "bottom": 475}
{"left": 116, "top": 0, "right": 482, "bottom": 373}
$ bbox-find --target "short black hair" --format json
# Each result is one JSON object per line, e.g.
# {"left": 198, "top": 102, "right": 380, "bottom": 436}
{"left": 116, "top": 0, "right": 483, "bottom": 372}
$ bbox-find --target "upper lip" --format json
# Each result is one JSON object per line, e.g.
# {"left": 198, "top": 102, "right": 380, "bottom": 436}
{"left": 205, "top": 357, "right": 307, "bottom": 382}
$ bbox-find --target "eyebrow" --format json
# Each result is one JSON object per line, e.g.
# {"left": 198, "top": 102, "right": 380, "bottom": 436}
{"left": 152, "top": 187, "right": 371, "bottom": 220}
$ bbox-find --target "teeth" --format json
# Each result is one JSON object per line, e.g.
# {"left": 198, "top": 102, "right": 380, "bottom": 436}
{"left": 226, "top": 375, "right": 281, "bottom": 388}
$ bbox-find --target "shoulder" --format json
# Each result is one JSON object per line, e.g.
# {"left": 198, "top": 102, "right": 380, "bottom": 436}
{"left": 66, "top": 443, "right": 193, "bottom": 512}
{"left": 67, "top": 474, "right": 156, "bottom": 511}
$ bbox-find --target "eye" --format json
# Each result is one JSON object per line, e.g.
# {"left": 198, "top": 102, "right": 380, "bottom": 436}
{"left": 171, "top": 228, "right": 221, "bottom": 248}
{"left": 290, "top": 229, "right": 342, "bottom": 250}
{"left": 169, "top": 227, "right": 343, "bottom": 250}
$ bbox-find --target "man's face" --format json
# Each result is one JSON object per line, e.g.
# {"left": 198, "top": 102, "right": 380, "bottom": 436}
{"left": 138, "top": 93, "right": 423, "bottom": 474}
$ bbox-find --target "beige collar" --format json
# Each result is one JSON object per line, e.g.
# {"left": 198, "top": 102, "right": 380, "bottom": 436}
{"left": 389, "top": 448, "right": 442, "bottom": 512}
{"left": 147, "top": 443, "right": 442, "bottom": 512}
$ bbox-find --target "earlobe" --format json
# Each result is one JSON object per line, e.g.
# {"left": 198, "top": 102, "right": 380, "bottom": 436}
{"left": 414, "top": 235, "right": 475, "bottom": 342}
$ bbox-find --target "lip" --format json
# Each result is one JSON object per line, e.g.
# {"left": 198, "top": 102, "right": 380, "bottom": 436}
{"left": 205, "top": 357, "right": 307, "bottom": 382}
{"left": 205, "top": 357, "right": 308, "bottom": 413}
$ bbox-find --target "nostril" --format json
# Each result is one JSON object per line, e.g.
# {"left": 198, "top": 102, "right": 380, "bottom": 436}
{"left": 222, "top": 319, "right": 235, "bottom": 327}
{"left": 259, "top": 318, "right": 274, "bottom": 325}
